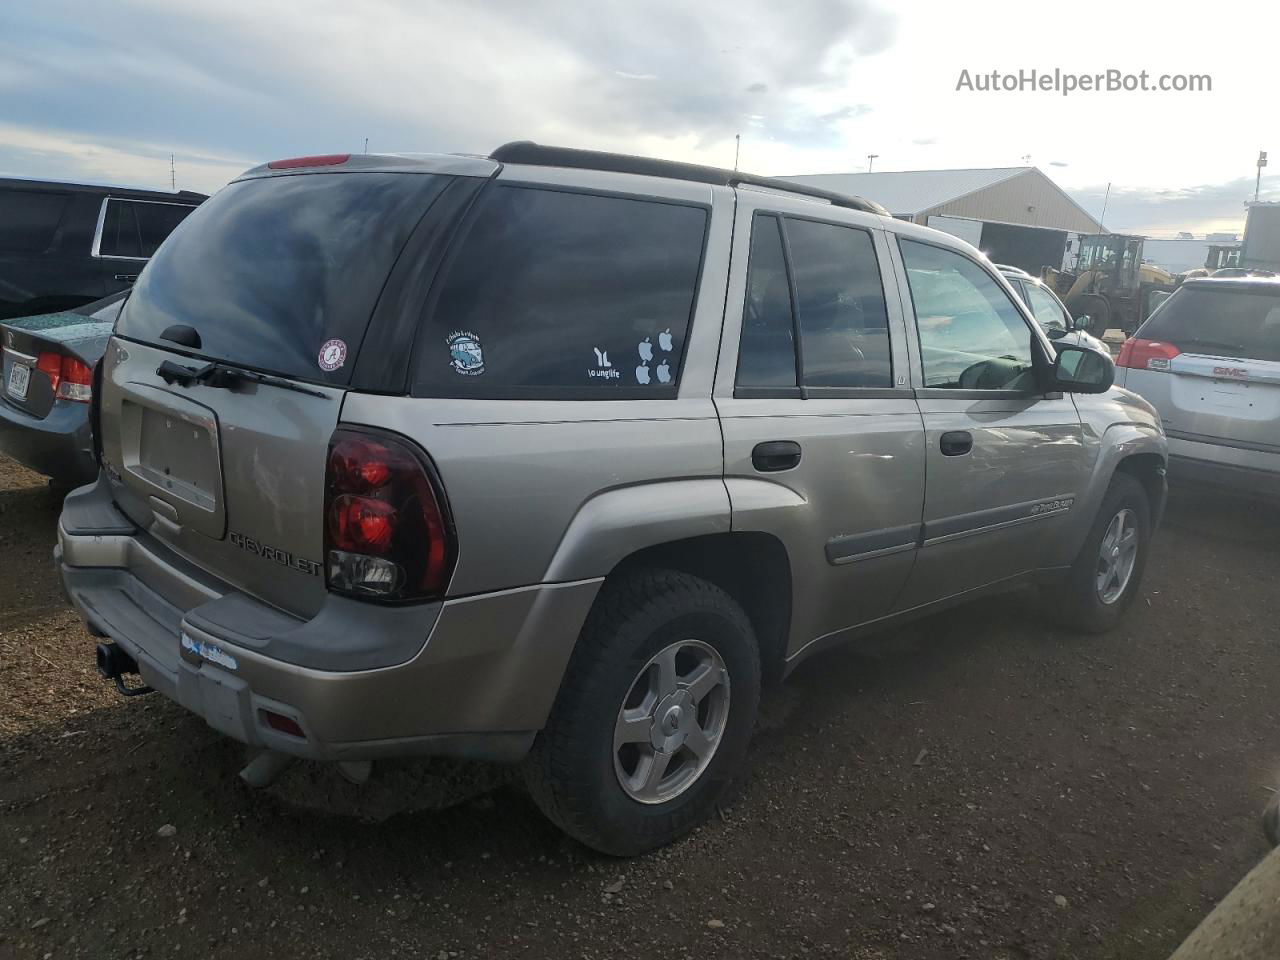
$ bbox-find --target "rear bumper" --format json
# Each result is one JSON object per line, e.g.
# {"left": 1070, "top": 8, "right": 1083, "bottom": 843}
{"left": 1167, "top": 453, "right": 1280, "bottom": 499}
{"left": 0, "top": 396, "right": 96, "bottom": 485}
{"left": 57, "top": 479, "right": 601, "bottom": 763}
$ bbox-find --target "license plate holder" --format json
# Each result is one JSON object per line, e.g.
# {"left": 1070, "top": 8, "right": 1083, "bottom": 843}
{"left": 6, "top": 362, "right": 30, "bottom": 401}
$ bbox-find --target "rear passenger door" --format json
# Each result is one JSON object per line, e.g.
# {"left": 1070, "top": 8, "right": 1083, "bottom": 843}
{"left": 889, "top": 236, "right": 1086, "bottom": 610}
{"left": 715, "top": 196, "right": 926, "bottom": 659}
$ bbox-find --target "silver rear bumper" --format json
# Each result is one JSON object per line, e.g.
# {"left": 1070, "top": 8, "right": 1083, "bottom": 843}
{"left": 57, "top": 479, "right": 601, "bottom": 763}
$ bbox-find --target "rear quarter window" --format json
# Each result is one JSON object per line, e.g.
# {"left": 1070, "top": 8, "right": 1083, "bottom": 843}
{"left": 0, "top": 189, "right": 71, "bottom": 254}
{"left": 415, "top": 185, "right": 708, "bottom": 399}
{"left": 1139, "top": 286, "right": 1280, "bottom": 362}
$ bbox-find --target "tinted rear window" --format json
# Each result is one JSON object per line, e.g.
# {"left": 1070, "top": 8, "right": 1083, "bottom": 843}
{"left": 119, "top": 172, "right": 452, "bottom": 384}
{"left": 0, "top": 190, "right": 70, "bottom": 254}
{"left": 1140, "top": 285, "right": 1280, "bottom": 362}
{"left": 415, "top": 185, "right": 708, "bottom": 399}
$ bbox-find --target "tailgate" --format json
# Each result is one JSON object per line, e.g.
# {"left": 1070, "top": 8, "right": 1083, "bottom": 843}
{"left": 99, "top": 338, "right": 343, "bottom": 618}
{"left": 1164, "top": 353, "right": 1280, "bottom": 447}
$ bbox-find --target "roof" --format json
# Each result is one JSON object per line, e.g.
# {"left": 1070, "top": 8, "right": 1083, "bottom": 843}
{"left": 0, "top": 176, "right": 206, "bottom": 202}
{"left": 781, "top": 167, "right": 1028, "bottom": 216}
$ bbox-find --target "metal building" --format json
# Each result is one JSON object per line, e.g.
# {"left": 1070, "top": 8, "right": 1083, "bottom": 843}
{"left": 783, "top": 166, "right": 1103, "bottom": 275}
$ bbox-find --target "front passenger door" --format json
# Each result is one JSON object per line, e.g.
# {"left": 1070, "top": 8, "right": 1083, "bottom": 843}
{"left": 891, "top": 237, "right": 1086, "bottom": 610}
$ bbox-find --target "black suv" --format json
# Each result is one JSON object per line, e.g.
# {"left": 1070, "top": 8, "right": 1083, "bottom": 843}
{"left": 0, "top": 178, "right": 206, "bottom": 320}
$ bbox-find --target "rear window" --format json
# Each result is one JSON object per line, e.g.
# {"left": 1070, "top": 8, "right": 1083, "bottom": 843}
{"left": 415, "top": 185, "right": 708, "bottom": 399}
{"left": 119, "top": 172, "right": 452, "bottom": 384}
{"left": 1139, "top": 285, "right": 1280, "bottom": 362}
{"left": 0, "top": 189, "right": 70, "bottom": 254}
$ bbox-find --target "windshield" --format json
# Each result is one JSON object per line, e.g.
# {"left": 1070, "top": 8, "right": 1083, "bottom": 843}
{"left": 118, "top": 172, "right": 454, "bottom": 384}
{"left": 1138, "top": 285, "right": 1280, "bottom": 362}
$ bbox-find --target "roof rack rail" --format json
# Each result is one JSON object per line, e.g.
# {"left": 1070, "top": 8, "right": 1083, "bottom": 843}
{"left": 489, "top": 141, "right": 890, "bottom": 216}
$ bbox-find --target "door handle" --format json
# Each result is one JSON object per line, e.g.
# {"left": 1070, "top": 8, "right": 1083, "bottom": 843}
{"left": 113, "top": 274, "right": 139, "bottom": 283}
{"left": 939, "top": 430, "right": 973, "bottom": 457}
{"left": 752, "top": 440, "right": 802, "bottom": 472}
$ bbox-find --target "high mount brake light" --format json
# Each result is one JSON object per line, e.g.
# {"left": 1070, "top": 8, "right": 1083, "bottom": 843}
{"left": 1116, "top": 338, "right": 1180, "bottom": 371}
{"left": 267, "top": 154, "right": 350, "bottom": 170}
{"left": 323, "top": 428, "right": 454, "bottom": 602}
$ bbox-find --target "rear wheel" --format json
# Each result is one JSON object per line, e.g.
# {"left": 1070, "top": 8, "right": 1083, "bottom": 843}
{"left": 1053, "top": 473, "right": 1151, "bottom": 633}
{"left": 1068, "top": 293, "right": 1110, "bottom": 337}
{"left": 524, "top": 569, "right": 760, "bottom": 856}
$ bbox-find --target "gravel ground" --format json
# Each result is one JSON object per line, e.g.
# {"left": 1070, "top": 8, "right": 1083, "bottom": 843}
{"left": 2, "top": 455, "right": 1279, "bottom": 960}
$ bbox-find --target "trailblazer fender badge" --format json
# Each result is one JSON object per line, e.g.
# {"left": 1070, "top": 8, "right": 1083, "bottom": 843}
{"left": 181, "top": 632, "right": 238, "bottom": 671}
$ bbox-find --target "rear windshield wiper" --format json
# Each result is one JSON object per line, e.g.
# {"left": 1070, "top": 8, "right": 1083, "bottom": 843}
{"left": 156, "top": 359, "right": 329, "bottom": 398}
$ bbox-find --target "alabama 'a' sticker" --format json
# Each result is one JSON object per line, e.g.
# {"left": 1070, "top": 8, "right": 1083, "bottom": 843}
{"left": 318, "top": 338, "right": 347, "bottom": 372}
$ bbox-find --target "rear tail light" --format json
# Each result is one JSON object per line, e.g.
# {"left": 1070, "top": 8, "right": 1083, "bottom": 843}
{"left": 323, "top": 428, "right": 454, "bottom": 602}
{"left": 35, "top": 352, "right": 93, "bottom": 402}
{"left": 1116, "top": 338, "right": 1180, "bottom": 371}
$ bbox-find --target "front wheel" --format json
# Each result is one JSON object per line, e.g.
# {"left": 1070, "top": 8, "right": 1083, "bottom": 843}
{"left": 1053, "top": 473, "right": 1152, "bottom": 633}
{"left": 524, "top": 569, "right": 760, "bottom": 856}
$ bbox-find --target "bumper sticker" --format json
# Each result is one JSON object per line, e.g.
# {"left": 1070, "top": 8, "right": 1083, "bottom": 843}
{"left": 181, "top": 632, "right": 239, "bottom": 671}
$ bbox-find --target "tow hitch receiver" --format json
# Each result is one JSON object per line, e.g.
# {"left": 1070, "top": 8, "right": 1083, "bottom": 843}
{"left": 95, "top": 642, "right": 154, "bottom": 697}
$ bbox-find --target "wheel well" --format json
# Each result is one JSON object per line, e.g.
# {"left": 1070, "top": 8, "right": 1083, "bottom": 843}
{"left": 1114, "top": 453, "right": 1166, "bottom": 518}
{"left": 609, "top": 533, "right": 792, "bottom": 686}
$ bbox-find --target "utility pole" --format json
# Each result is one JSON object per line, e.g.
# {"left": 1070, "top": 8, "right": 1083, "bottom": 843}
{"left": 363, "top": 137, "right": 369, "bottom": 155}
{"left": 1099, "top": 181, "right": 1111, "bottom": 229}
{"left": 169, "top": 153, "right": 175, "bottom": 191}
{"left": 866, "top": 153, "right": 878, "bottom": 172}
{"left": 734, "top": 134, "right": 740, "bottom": 171}
{"left": 1257, "top": 150, "right": 1268, "bottom": 202}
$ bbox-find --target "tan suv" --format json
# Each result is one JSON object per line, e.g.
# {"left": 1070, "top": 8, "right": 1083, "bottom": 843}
{"left": 59, "top": 143, "right": 1166, "bottom": 854}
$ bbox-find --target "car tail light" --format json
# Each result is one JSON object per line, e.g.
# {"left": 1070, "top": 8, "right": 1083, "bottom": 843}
{"left": 323, "top": 428, "right": 454, "bottom": 602}
{"left": 267, "top": 154, "right": 350, "bottom": 169}
{"left": 1116, "top": 338, "right": 1180, "bottom": 371}
{"left": 35, "top": 352, "right": 94, "bottom": 402}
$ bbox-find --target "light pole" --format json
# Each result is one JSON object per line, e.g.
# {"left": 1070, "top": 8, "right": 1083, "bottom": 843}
{"left": 734, "top": 134, "right": 740, "bottom": 171}
{"left": 866, "top": 153, "right": 878, "bottom": 172}
{"left": 1257, "top": 150, "right": 1268, "bottom": 203}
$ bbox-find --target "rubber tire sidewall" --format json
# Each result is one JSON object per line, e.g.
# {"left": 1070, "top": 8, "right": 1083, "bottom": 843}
{"left": 524, "top": 570, "right": 760, "bottom": 857}
{"left": 1057, "top": 472, "right": 1151, "bottom": 633}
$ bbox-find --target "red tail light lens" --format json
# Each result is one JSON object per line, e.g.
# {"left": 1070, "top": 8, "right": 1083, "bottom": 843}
{"left": 36, "top": 352, "right": 62, "bottom": 391}
{"left": 1116, "top": 338, "right": 1180, "bottom": 371}
{"left": 323, "top": 428, "right": 454, "bottom": 602}
{"left": 33, "top": 352, "right": 93, "bottom": 402}
{"left": 59, "top": 356, "right": 93, "bottom": 402}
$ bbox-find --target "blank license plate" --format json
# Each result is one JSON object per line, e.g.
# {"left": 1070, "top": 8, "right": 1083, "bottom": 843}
{"left": 6, "top": 363, "right": 30, "bottom": 401}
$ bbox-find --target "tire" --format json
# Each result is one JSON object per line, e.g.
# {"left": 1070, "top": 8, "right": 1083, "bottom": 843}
{"left": 523, "top": 569, "right": 761, "bottom": 856}
{"left": 1053, "top": 473, "right": 1151, "bottom": 633}
{"left": 1067, "top": 294, "right": 1110, "bottom": 338}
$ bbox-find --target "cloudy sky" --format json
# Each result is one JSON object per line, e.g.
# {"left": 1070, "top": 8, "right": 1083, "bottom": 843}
{"left": 1, "top": 0, "right": 1274, "bottom": 237}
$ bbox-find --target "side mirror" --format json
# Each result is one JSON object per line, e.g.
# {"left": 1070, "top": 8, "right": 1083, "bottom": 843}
{"left": 1052, "top": 345, "right": 1114, "bottom": 394}
{"left": 1071, "top": 314, "right": 1092, "bottom": 331}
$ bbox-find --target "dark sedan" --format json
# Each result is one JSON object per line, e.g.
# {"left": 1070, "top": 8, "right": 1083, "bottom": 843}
{"left": 0, "top": 291, "right": 123, "bottom": 486}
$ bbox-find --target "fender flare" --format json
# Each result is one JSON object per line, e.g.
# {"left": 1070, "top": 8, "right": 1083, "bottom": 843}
{"left": 1066, "top": 422, "right": 1167, "bottom": 558}
{"left": 541, "top": 478, "right": 732, "bottom": 583}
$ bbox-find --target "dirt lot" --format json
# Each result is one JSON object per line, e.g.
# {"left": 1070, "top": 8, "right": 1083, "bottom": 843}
{"left": 2, "top": 456, "right": 1278, "bottom": 960}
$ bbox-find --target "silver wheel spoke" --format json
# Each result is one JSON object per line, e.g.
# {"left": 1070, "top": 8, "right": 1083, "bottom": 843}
{"left": 1096, "top": 507, "right": 1140, "bottom": 605}
{"left": 684, "top": 723, "right": 714, "bottom": 761}
{"left": 614, "top": 707, "right": 651, "bottom": 750}
{"left": 682, "top": 662, "right": 721, "bottom": 703}
{"left": 639, "top": 750, "right": 674, "bottom": 798}
{"left": 654, "top": 646, "right": 680, "bottom": 698}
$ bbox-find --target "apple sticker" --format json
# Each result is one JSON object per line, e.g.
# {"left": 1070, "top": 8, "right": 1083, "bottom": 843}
{"left": 656, "top": 359, "right": 671, "bottom": 384}
{"left": 636, "top": 363, "right": 651, "bottom": 385}
{"left": 638, "top": 337, "right": 653, "bottom": 362}
{"left": 658, "top": 328, "right": 673, "bottom": 352}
